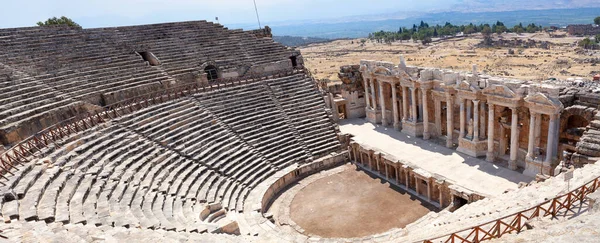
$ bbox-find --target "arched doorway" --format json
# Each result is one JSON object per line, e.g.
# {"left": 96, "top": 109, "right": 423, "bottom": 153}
{"left": 204, "top": 65, "right": 218, "bottom": 81}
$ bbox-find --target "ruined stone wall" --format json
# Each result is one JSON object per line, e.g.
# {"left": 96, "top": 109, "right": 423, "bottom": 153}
{"left": 245, "top": 26, "right": 273, "bottom": 38}
{"left": 567, "top": 24, "right": 600, "bottom": 36}
{"left": 341, "top": 89, "right": 366, "bottom": 118}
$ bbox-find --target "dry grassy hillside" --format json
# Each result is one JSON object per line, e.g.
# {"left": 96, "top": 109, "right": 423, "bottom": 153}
{"left": 299, "top": 32, "right": 599, "bottom": 83}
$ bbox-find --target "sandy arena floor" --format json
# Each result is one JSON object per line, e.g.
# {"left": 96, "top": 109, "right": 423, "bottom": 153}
{"left": 289, "top": 163, "right": 438, "bottom": 238}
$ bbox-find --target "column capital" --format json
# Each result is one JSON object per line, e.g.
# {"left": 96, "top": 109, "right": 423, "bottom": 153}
{"left": 529, "top": 110, "right": 537, "bottom": 117}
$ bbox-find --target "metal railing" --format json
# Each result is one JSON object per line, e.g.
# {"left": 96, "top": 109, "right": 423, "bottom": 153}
{"left": 0, "top": 68, "right": 306, "bottom": 185}
{"left": 423, "top": 175, "right": 600, "bottom": 243}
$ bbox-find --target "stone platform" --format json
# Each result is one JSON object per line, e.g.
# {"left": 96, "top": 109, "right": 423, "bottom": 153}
{"left": 340, "top": 118, "right": 533, "bottom": 197}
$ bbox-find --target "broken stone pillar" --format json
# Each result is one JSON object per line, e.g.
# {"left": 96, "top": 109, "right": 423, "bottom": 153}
{"left": 399, "top": 55, "right": 407, "bottom": 70}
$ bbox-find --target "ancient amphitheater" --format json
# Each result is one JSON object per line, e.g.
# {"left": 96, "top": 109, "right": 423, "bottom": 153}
{"left": 0, "top": 20, "right": 599, "bottom": 242}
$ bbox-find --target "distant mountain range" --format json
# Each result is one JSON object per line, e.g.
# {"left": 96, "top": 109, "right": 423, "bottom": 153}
{"left": 230, "top": 7, "right": 600, "bottom": 39}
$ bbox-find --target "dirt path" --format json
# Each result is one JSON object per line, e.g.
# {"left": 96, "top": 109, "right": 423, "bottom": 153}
{"left": 289, "top": 164, "right": 438, "bottom": 238}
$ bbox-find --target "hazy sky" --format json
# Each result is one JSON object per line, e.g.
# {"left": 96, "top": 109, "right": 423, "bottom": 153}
{"left": 0, "top": 0, "right": 459, "bottom": 29}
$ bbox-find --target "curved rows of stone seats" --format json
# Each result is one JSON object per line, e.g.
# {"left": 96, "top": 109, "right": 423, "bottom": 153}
{"left": 193, "top": 80, "right": 312, "bottom": 168}
{"left": 0, "top": 20, "right": 297, "bottom": 147}
{"left": 117, "top": 98, "right": 271, "bottom": 212}
{"left": 88, "top": 21, "right": 293, "bottom": 74}
{"left": 0, "top": 72, "right": 340, "bottom": 238}
{"left": 0, "top": 219, "right": 245, "bottom": 242}
{"left": 0, "top": 122, "right": 244, "bottom": 233}
{"left": 264, "top": 75, "right": 340, "bottom": 157}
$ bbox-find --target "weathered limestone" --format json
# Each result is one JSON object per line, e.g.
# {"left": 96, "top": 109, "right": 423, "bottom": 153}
{"left": 509, "top": 107, "right": 520, "bottom": 170}
{"left": 392, "top": 84, "right": 400, "bottom": 130}
{"left": 487, "top": 104, "right": 496, "bottom": 162}
{"left": 446, "top": 93, "right": 454, "bottom": 148}
{"left": 0, "top": 70, "right": 342, "bottom": 241}
{"left": 422, "top": 87, "right": 430, "bottom": 140}
{"left": 358, "top": 58, "right": 598, "bottom": 176}
{"left": 0, "top": 21, "right": 300, "bottom": 147}
{"left": 379, "top": 81, "right": 387, "bottom": 126}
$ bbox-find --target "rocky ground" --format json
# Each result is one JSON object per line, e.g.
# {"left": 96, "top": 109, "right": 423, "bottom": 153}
{"left": 299, "top": 31, "right": 600, "bottom": 83}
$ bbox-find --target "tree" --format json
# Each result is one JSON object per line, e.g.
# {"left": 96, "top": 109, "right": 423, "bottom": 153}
{"left": 37, "top": 16, "right": 81, "bottom": 28}
{"left": 596, "top": 34, "right": 600, "bottom": 43}
{"left": 482, "top": 26, "right": 493, "bottom": 46}
{"left": 512, "top": 23, "right": 524, "bottom": 34}
{"left": 496, "top": 25, "right": 507, "bottom": 34}
{"left": 595, "top": 16, "right": 600, "bottom": 25}
{"left": 464, "top": 25, "right": 476, "bottom": 35}
{"left": 579, "top": 37, "right": 596, "bottom": 49}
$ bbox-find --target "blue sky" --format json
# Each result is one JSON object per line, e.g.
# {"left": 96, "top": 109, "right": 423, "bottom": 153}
{"left": 0, "top": 0, "right": 459, "bottom": 29}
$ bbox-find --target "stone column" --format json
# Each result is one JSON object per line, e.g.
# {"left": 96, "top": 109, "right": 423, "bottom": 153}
{"left": 480, "top": 101, "right": 486, "bottom": 138}
{"left": 370, "top": 79, "right": 377, "bottom": 109}
{"left": 527, "top": 111, "right": 537, "bottom": 160}
{"left": 545, "top": 114, "right": 559, "bottom": 164}
{"left": 438, "top": 186, "right": 443, "bottom": 207}
{"left": 411, "top": 87, "right": 418, "bottom": 122}
{"left": 418, "top": 89, "right": 423, "bottom": 122}
{"left": 473, "top": 99, "right": 480, "bottom": 142}
{"left": 379, "top": 81, "right": 387, "bottom": 126}
{"left": 509, "top": 107, "right": 519, "bottom": 170}
{"left": 459, "top": 98, "right": 466, "bottom": 138}
{"left": 364, "top": 79, "right": 371, "bottom": 109}
{"left": 426, "top": 181, "right": 431, "bottom": 200}
{"left": 415, "top": 177, "right": 420, "bottom": 194}
{"left": 487, "top": 103, "right": 495, "bottom": 162}
{"left": 402, "top": 86, "right": 409, "bottom": 121}
{"left": 360, "top": 151, "right": 364, "bottom": 164}
{"left": 404, "top": 170, "right": 409, "bottom": 188}
{"left": 422, "top": 88, "right": 430, "bottom": 139}
{"left": 395, "top": 167, "right": 399, "bottom": 184}
{"left": 534, "top": 113, "right": 542, "bottom": 147}
{"left": 435, "top": 99, "right": 442, "bottom": 137}
{"left": 392, "top": 84, "right": 400, "bottom": 130}
{"left": 446, "top": 94, "right": 454, "bottom": 148}
{"left": 466, "top": 99, "right": 472, "bottom": 125}
{"left": 385, "top": 163, "right": 389, "bottom": 179}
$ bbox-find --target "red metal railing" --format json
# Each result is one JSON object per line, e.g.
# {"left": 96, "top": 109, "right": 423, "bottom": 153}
{"left": 0, "top": 68, "right": 306, "bottom": 185}
{"left": 423, "top": 176, "right": 600, "bottom": 243}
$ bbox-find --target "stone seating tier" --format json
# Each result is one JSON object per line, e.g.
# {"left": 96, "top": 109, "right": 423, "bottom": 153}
{"left": 0, "top": 20, "right": 296, "bottom": 147}
{"left": 0, "top": 73, "right": 340, "bottom": 239}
